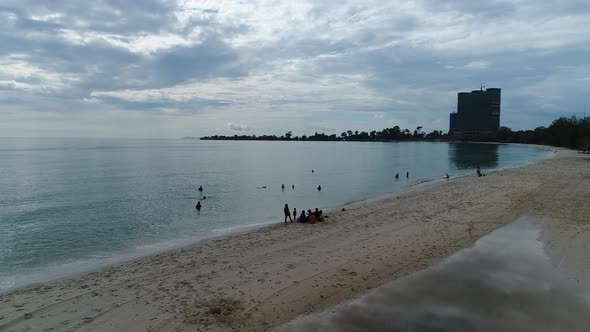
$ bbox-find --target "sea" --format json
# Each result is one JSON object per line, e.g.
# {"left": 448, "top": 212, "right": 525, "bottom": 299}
{"left": 0, "top": 138, "right": 552, "bottom": 291}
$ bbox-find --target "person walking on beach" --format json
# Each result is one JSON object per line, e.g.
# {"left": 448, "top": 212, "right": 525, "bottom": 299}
{"left": 284, "top": 203, "right": 293, "bottom": 223}
{"left": 195, "top": 201, "right": 201, "bottom": 211}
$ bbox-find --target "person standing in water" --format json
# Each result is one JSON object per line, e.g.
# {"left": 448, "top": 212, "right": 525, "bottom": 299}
{"left": 195, "top": 201, "right": 201, "bottom": 211}
{"left": 198, "top": 186, "right": 203, "bottom": 192}
{"left": 282, "top": 184, "right": 285, "bottom": 191}
{"left": 406, "top": 171, "right": 409, "bottom": 178}
{"left": 317, "top": 185, "right": 322, "bottom": 191}
{"left": 292, "top": 184, "right": 295, "bottom": 189}
{"left": 284, "top": 203, "right": 293, "bottom": 223}
{"left": 395, "top": 173, "right": 399, "bottom": 179}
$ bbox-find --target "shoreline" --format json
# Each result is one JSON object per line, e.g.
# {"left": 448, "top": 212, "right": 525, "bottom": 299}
{"left": 2, "top": 148, "right": 586, "bottom": 332}
{"left": 0, "top": 144, "right": 553, "bottom": 294}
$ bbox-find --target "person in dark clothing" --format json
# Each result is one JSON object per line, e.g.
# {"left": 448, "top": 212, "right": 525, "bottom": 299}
{"left": 395, "top": 173, "right": 399, "bottom": 179}
{"left": 317, "top": 185, "right": 322, "bottom": 191}
{"left": 406, "top": 171, "right": 409, "bottom": 178}
{"left": 198, "top": 186, "right": 203, "bottom": 192}
{"left": 282, "top": 184, "right": 285, "bottom": 190}
{"left": 299, "top": 210, "right": 307, "bottom": 223}
{"left": 284, "top": 203, "right": 293, "bottom": 223}
{"left": 195, "top": 201, "right": 201, "bottom": 211}
{"left": 314, "top": 208, "right": 320, "bottom": 219}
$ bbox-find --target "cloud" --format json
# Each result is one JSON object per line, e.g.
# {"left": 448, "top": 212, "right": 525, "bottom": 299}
{"left": 1, "top": 0, "right": 590, "bottom": 137}
{"left": 227, "top": 122, "right": 249, "bottom": 131}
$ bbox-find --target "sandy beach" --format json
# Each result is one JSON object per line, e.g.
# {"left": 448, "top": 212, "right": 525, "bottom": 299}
{"left": 1, "top": 149, "right": 589, "bottom": 332}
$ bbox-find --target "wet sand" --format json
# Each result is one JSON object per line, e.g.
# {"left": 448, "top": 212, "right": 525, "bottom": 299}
{"left": 280, "top": 218, "right": 590, "bottom": 332}
{"left": 0, "top": 149, "right": 589, "bottom": 332}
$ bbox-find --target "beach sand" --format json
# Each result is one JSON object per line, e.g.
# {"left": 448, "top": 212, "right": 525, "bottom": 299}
{"left": 1, "top": 149, "right": 589, "bottom": 332}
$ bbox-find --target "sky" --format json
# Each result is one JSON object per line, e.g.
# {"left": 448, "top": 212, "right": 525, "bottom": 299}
{"left": 1, "top": 0, "right": 590, "bottom": 138}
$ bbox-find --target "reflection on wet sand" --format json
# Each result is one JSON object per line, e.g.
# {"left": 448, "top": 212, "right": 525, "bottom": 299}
{"left": 279, "top": 218, "right": 590, "bottom": 332}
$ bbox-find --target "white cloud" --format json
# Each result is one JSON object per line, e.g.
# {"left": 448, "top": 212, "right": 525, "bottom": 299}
{"left": 227, "top": 122, "right": 249, "bottom": 131}
{"left": 1, "top": 0, "right": 590, "bottom": 137}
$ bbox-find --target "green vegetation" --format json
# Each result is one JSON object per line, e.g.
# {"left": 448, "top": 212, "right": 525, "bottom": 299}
{"left": 199, "top": 116, "right": 590, "bottom": 152}
{"left": 490, "top": 116, "right": 590, "bottom": 151}
{"left": 200, "top": 126, "right": 445, "bottom": 141}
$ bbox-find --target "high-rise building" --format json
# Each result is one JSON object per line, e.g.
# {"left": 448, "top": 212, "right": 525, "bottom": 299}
{"left": 449, "top": 87, "right": 501, "bottom": 138}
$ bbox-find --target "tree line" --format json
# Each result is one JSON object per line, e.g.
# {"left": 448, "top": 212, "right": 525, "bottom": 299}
{"left": 200, "top": 126, "right": 445, "bottom": 142}
{"left": 198, "top": 116, "right": 590, "bottom": 151}
{"left": 480, "top": 116, "right": 590, "bottom": 150}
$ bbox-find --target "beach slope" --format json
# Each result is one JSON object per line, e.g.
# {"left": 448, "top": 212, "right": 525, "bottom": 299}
{"left": 1, "top": 149, "right": 589, "bottom": 332}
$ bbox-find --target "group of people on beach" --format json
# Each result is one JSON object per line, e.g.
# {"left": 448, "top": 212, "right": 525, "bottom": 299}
{"left": 283, "top": 204, "right": 326, "bottom": 224}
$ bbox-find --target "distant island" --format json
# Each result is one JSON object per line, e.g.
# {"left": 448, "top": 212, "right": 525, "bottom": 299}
{"left": 194, "top": 116, "right": 590, "bottom": 151}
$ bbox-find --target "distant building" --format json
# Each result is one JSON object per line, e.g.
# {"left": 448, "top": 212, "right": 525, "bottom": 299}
{"left": 449, "top": 87, "right": 501, "bottom": 138}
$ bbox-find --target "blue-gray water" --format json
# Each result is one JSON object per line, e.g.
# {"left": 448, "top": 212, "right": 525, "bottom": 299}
{"left": 279, "top": 218, "right": 590, "bottom": 332}
{"left": 0, "top": 139, "right": 551, "bottom": 291}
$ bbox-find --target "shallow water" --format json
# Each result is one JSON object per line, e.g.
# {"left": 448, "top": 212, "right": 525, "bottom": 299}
{"left": 0, "top": 139, "right": 551, "bottom": 291}
{"left": 279, "top": 218, "right": 590, "bottom": 332}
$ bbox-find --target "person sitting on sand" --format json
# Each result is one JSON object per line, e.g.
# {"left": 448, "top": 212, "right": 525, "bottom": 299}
{"left": 308, "top": 212, "right": 317, "bottom": 224}
{"left": 284, "top": 203, "right": 293, "bottom": 223}
{"left": 314, "top": 208, "right": 320, "bottom": 219}
{"left": 319, "top": 210, "right": 325, "bottom": 221}
{"left": 195, "top": 201, "right": 201, "bottom": 211}
{"left": 299, "top": 210, "right": 307, "bottom": 223}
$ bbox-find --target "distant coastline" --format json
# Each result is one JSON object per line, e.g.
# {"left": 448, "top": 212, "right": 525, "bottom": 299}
{"left": 192, "top": 116, "right": 590, "bottom": 151}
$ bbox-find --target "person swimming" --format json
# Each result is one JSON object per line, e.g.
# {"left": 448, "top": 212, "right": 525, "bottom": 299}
{"left": 282, "top": 184, "right": 285, "bottom": 190}
{"left": 395, "top": 173, "right": 399, "bottom": 179}
{"left": 317, "top": 185, "right": 322, "bottom": 191}
{"left": 257, "top": 186, "right": 267, "bottom": 189}
{"left": 198, "top": 186, "right": 203, "bottom": 192}
{"left": 195, "top": 201, "right": 201, "bottom": 211}
{"left": 292, "top": 184, "right": 295, "bottom": 189}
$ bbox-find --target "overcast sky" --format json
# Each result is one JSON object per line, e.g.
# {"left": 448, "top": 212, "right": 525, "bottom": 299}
{"left": 1, "top": 0, "right": 589, "bottom": 138}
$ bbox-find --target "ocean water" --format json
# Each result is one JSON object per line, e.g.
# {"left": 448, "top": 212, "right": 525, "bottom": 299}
{"left": 0, "top": 139, "right": 551, "bottom": 291}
